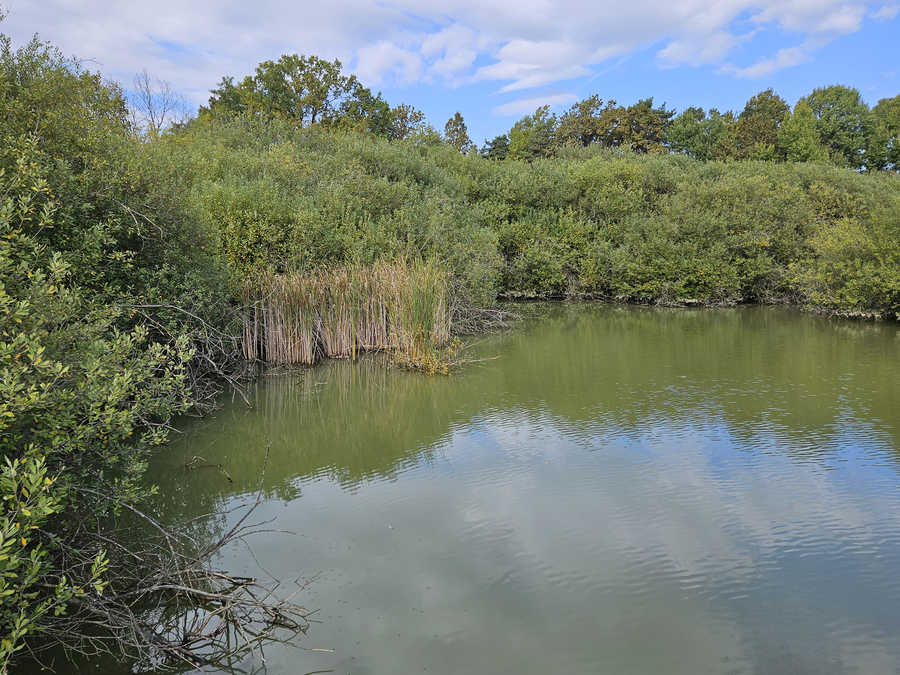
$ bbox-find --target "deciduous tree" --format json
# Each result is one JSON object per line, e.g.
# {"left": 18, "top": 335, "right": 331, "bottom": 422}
{"left": 555, "top": 95, "right": 607, "bottom": 147}
{"left": 731, "top": 89, "right": 790, "bottom": 160}
{"left": 867, "top": 95, "right": 899, "bottom": 171}
{"left": 802, "top": 85, "right": 871, "bottom": 169}
{"left": 622, "top": 97, "right": 674, "bottom": 153}
{"left": 667, "top": 107, "right": 731, "bottom": 161}
{"left": 508, "top": 106, "right": 556, "bottom": 160}
{"left": 203, "top": 54, "right": 370, "bottom": 129}
{"left": 132, "top": 69, "right": 187, "bottom": 136}
{"left": 444, "top": 111, "right": 474, "bottom": 153}
{"left": 779, "top": 100, "right": 829, "bottom": 163}
{"left": 482, "top": 134, "right": 510, "bottom": 160}
{"left": 388, "top": 103, "right": 427, "bottom": 140}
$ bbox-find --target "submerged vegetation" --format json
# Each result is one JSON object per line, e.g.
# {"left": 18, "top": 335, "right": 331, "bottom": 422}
{"left": 0, "top": 21, "right": 898, "bottom": 675}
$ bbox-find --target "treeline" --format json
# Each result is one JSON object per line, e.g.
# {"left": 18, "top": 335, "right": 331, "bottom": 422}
{"left": 478, "top": 87, "right": 898, "bottom": 170}
{"left": 2, "top": 32, "right": 899, "bottom": 674}
{"left": 200, "top": 53, "right": 899, "bottom": 172}
{"left": 200, "top": 53, "right": 433, "bottom": 141}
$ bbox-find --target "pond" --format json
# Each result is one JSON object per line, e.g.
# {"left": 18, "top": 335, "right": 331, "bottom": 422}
{"left": 149, "top": 304, "right": 900, "bottom": 674}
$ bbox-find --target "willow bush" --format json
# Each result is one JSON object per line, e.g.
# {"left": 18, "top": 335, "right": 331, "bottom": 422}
{"left": 163, "top": 116, "right": 899, "bottom": 318}
{"left": 0, "top": 34, "right": 291, "bottom": 671}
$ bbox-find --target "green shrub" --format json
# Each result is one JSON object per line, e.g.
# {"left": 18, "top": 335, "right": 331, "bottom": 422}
{"left": 162, "top": 115, "right": 899, "bottom": 315}
{"left": 0, "top": 34, "right": 233, "bottom": 668}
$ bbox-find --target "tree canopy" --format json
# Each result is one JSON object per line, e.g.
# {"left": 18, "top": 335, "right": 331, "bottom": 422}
{"left": 867, "top": 95, "right": 899, "bottom": 171}
{"left": 555, "top": 95, "right": 612, "bottom": 148}
{"left": 667, "top": 107, "right": 732, "bottom": 161}
{"left": 729, "top": 89, "right": 790, "bottom": 160}
{"left": 779, "top": 100, "right": 829, "bottom": 163}
{"left": 508, "top": 105, "right": 557, "bottom": 160}
{"left": 482, "top": 134, "right": 510, "bottom": 160}
{"left": 388, "top": 103, "right": 427, "bottom": 140}
{"left": 802, "top": 85, "right": 871, "bottom": 169}
{"left": 193, "top": 51, "right": 898, "bottom": 172}
{"left": 444, "top": 111, "right": 474, "bottom": 153}
{"left": 202, "top": 54, "right": 391, "bottom": 134}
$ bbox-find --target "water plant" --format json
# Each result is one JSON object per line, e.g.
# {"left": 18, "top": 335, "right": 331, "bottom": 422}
{"left": 242, "top": 260, "right": 450, "bottom": 367}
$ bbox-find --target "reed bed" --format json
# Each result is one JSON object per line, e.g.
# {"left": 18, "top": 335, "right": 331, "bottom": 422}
{"left": 242, "top": 260, "right": 450, "bottom": 367}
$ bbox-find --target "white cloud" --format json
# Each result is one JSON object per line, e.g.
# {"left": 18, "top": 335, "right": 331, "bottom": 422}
{"left": 718, "top": 2, "right": 874, "bottom": 78}
{"left": 356, "top": 41, "right": 422, "bottom": 86}
{"left": 421, "top": 24, "right": 488, "bottom": 82}
{"left": 872, "top": 4, "right": 900, "bottom": 20}
{"left": 0, "top": 0, "right": 414, "bottom": 105}
{"left": 0, "top": 0, "right": 890, "bottom": 104}
{"left": 474, "top": 39, "right": 604, "bottom": 92}
{"left": 750, "top": 1, "right": 867, "bottom": 34}
{"left": 493, "top": 93, "right": 577, "bottom": 116}
{"left": 658, "top": 31, "right": 752, "bottom": 68}
{"left": 724, "top": 42, "right": 816, "bottom": 78}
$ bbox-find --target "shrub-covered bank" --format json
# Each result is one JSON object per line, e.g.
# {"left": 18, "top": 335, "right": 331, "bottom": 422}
{"left": 166, "top": 116, "right": 900, "bottom": 318}
{"left": 0, "top": 36, "right": 299, "bottom": 672}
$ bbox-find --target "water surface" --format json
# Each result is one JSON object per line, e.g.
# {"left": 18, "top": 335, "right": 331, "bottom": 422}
{"left": 152, "top": 304, "right": 900, "bottom": 674}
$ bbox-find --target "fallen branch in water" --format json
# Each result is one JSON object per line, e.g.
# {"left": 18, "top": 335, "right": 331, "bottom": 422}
{"left": 22, "top": 447, "right": 310, "bottom": 673}
{"left": 185, "top": 455, "right": 234, "bottom": 483}
{"left": 121, "top": 301, "right": 254, "bottom": 410}
{"left": 450, "top": 301, "right": 519, "bottom": 336}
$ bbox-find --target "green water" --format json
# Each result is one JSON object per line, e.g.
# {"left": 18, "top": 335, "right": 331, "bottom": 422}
{"left": 147, "top": 304, "right": 900, "bottom": 674}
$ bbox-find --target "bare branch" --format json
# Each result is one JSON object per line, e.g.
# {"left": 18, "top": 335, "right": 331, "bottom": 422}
{"left": 28, "top": 475, "right": 310, "bottom": 672}
{"left": 132, "top": 69, "right": 189, "bottom": 136}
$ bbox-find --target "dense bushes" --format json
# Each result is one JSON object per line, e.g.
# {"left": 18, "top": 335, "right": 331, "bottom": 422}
{"left": 0, "top": 35, "right": 241, "bottom": 670}
{"left": 165, "top": 116, "right": 900, "bottom": 317}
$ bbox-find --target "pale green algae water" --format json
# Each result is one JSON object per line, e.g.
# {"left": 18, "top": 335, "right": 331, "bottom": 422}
{"left": 140, "top": 304, "right": 900, "bottom": 674}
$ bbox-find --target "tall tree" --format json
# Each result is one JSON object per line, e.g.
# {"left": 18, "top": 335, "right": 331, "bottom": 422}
{"left": 481, "top": 134, "right": 510, "bottom": 160}
{"left": 388, "top": 103, "right": 427, "bottom": 140}
{"left": 132, "top": 69, "right": 187, "bottom": 136}
{"left": 704, "top": 111, "right": 738, "bottom": 160}
{"left": 444, "top": 111, "right": 474, "bottom": 153}
{"left": 555, "top": 95, "right": 607, "bottom": 147}
{"left": 508, "top": 106, "right": 557, "bottom": 160}
{"left": 667, "top": 106, "right": 706, "bottom": 157}
{"left": 667, "top": 107, "right": 731, "bottom": 161}
{"left": 205, "top": 75, "right": 245, "bottom": 115}
{"left": 867, "top": 95, "right": 899, "bottom": 171}
{"left": 802, "top": 85, "right": 871, "bottom": 169}
{"left": 336, "top": 85, "right": 392, "bottom": 135}
{"left": 622, "top": 97, "right": 674, "bottom": 153}
{"left": 778, "top": 100, "right": 829, "bottom": 163}
{"left": 202, "top": 54, "right": 369, "bottom": 128}
{"left": 731, "top": 89, "right": 790, "bottom": 160}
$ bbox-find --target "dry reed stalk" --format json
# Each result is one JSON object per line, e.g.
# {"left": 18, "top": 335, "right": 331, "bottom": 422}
{"left": 242, "top": 261, "right": 450, "bottom": 366}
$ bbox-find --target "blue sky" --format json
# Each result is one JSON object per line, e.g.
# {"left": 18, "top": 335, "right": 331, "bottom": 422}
{"left": 4, "top": 1, "right": 898, "bottom": 144}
